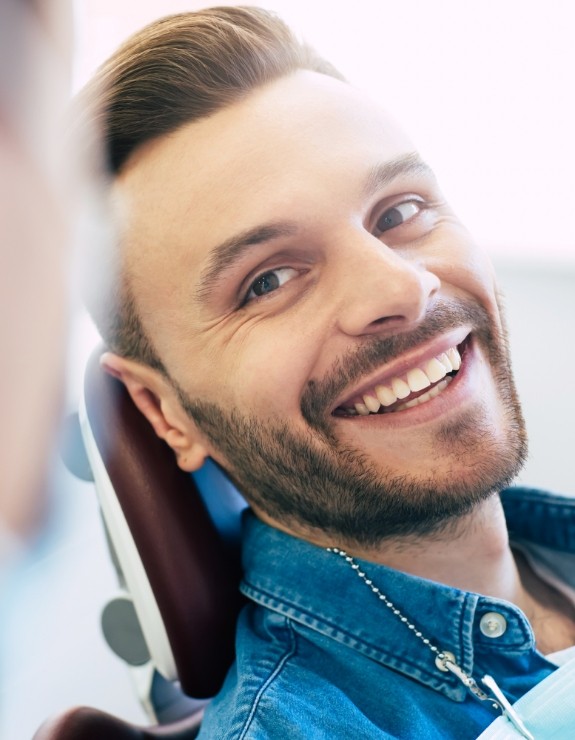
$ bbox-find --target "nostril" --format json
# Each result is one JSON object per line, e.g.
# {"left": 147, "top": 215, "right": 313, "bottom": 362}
{"left": 369, "top": 315, "right": 409, "bottom": 329}
{"left": 336, "top": 258, "right": 437, "bottom": 336}
{"left": 373, "top": 315, "right": 403, "bottom": 324}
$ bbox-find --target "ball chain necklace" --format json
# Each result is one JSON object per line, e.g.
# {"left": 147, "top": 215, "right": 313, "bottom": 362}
{"left": 328, "top": 547, "right": 534, "bottom": 740}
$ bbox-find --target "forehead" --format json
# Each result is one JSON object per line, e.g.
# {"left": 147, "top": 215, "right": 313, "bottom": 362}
{"left": 114, "top": 71, "right": 414, "bottom": 341}
{"left": 117, "top": 71, "right": 412, "bottom": 240}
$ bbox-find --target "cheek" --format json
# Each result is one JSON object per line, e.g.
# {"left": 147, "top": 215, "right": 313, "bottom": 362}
{"left": 163, "top": 305, "right": 320, "bottom": 419}
{"left": 426, "top": 227, "right": 499, "bottom": 311}
{"left": 214, "top": 328, "right": 315, "bottom": 416}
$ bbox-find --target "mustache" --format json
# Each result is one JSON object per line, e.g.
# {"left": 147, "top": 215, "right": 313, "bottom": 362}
{"left": 300, "top": 299, "right": 498, "bottom": 430}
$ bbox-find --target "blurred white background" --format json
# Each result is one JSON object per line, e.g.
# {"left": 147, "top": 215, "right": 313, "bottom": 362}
{"left": 2, "top": 1, "right": 573, "bottom": 738}
{"left": 73, "top": 0, "right": 575, "bottom": 263}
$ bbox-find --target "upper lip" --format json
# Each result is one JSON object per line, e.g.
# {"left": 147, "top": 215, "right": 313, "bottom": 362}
{"left": 332, "top": 327, "right": 471, "bottom": 412}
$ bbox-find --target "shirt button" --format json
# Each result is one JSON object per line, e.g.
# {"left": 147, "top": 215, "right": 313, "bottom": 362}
{"left": 479, "top": 612, "right": 507, "bottom": 638}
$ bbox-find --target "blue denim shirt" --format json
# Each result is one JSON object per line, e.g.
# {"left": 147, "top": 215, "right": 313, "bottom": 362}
{"left": 198, "top": 488, "right": 575, "bottom": 739}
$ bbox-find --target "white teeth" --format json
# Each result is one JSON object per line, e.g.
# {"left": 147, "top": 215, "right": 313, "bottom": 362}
{"left": 403, "top": 398, "right": 419, "bottom": 409}
{"left": 354, "top": 402, "right": 370, "bottom": 416}
{"left": 436, "top": 352, "right": 453, "bottom": 372}
{"left": 446, "top": 347, "right": 461, "bottom": 371}
{"left": 375, "top": 384, "right": 397, "bottom": 407}
{"left": 406, "top": 367, "right": 431, "bottom": 393}
{"left": 395, "top": 376, "right": 452, "bottom": 412}
{"left": 345, "top": 344, "right": 462, "bottom": 417}
{"left": 425, "top": 357, "right": 447, "bottom": 383}
{"left": 429, "top": 377, "right": 450, "bottom": 397}
{"left": 391, "top": 377, "right": 411, "bottom": 399}
{"left": 363, "top": 394, "right": 381, "bottom": 413}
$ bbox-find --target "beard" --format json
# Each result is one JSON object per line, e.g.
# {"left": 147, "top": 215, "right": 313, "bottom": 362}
{"left": 172, "top": 298, "right": 527, "bottom": 548}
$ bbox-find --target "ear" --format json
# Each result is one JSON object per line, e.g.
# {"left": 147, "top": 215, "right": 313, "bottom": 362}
{"left": 100, "top": 352, "right": 209, "bottom": 472}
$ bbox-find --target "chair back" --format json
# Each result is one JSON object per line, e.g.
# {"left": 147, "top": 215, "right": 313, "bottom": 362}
{"left": 80, "top": 347, "right": 244, "bottom": 699}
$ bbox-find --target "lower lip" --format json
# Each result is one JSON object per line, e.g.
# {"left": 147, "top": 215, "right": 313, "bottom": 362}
{"left": 335, "top": 337, "right": 479, "bottom": 429}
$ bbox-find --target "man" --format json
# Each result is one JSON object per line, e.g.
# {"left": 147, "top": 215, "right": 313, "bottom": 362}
{"left": 82, "top": 7, "right": 575, "bottom": 738}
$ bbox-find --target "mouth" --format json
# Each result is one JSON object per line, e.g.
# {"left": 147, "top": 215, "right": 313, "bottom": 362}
{"left": 333, "top": 335, "right": 470, "bottom": 418}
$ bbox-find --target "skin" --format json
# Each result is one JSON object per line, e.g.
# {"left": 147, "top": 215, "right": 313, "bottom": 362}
{"left": 104, "top": 71, "right": 575, "bottom": 651}
{"left": 0, "top": 0, "right": 70, "bottom": 542}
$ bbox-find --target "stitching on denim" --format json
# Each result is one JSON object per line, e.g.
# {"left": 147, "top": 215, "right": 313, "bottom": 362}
{"left": 237, "top": 619, "right": 297, "bottom": 740}
{"left": 241, "top": 580, "right": 451, "bottom": 681}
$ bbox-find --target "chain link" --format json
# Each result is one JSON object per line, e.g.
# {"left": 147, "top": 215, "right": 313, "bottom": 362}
{"left": 328, "top": 547, "right": 447, "bottom": 660}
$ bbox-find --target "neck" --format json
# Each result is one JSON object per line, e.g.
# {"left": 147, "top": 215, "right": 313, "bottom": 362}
{"left": 359, "top": 496, "right": 521, "bottom": 601}
{"left": 261, "top": 495, "right": 522, "bottom": 602}
{"left": 331, "top": 496, "right": 575, "bottom": 653}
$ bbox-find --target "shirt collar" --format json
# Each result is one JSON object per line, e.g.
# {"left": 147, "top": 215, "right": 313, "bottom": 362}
{"left": 240, "top": 487, "right": 575, "bottom": 701}
{"left": 241, "top": 510, "right": 478, "bottom": 700}
{"left": 501, "top": 487, "right": 575, "bottom": 551}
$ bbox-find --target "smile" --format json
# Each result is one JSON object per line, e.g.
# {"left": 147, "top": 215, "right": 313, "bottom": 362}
{"left": 334, "top": 339, "right": 468, "bottom": 417}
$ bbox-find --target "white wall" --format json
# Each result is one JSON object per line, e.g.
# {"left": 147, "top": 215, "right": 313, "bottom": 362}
{"left": 73, "top": 0, "right": 575, "bottom": 264}
{"left": 498, "top": 263, "right": 575, "bottom": 495}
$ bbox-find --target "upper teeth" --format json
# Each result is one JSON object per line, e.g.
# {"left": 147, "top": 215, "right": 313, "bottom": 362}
{"left": 352, "top": 345, "right": 462, "bottom": 416}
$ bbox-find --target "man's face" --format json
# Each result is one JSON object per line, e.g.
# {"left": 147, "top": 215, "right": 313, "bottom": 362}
{"left": 116, "top": 71, "right": 526, "bottom": 547}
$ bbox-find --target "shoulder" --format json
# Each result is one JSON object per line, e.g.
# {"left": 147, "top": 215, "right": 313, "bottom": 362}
{"left": 501, "top": 485, "right": 575, "bottom": 528}
{"left": 500, "top": 485, "right": 575, "bottom": 503}
{"left": 197, "top": 606, "right": 392, "bottom": 740}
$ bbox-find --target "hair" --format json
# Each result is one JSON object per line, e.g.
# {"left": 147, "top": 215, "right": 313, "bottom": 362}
{"left": 80, "top": 6, "right": 344, "bottom": 372}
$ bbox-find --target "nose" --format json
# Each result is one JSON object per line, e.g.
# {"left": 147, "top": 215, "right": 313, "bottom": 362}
{"left": 333, "top": 235, "right": 440, "bottom": 336}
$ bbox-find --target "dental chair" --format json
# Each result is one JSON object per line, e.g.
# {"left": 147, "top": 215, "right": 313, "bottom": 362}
{"left": 34, "top": 347, "right": 247, "bottom": 739}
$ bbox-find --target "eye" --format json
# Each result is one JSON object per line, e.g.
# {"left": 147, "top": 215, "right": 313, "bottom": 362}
{"left": 376, "top": 201, "right": 422, "bottom": 233}
{"left": 245, "top": 267, "right": 299, "bottom": 302}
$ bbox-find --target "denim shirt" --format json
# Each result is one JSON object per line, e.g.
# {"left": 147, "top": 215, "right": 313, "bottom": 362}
{"left": 198, "top": 488, "right": 575, "bottom": 739}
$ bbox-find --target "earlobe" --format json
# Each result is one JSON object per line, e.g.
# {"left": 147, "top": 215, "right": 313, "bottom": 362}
{"left": 175, "top": 442, "right": 209, "bottom": 473}
{"left": 100, "top": 352, "right": 210, "bottom": 473}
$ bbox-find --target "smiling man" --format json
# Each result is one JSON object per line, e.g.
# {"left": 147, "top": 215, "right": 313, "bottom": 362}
{"left": 82, "top": 7, "right": 575, "bottom": 739}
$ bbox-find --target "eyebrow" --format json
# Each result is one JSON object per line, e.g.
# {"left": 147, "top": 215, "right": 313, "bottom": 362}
{"left": 362, "top": 152, "right": 435, "bottom": 200}
{"left": 195, "top": 222, "right": 298, "bottom": 303}
{"left": 195, "top": 152, "right": 434, "bottom": 304}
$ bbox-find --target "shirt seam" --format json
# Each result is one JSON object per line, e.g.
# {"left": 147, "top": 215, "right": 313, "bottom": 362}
{"left": 241, "top": 580, "right": 466, "bottom": 696}
{"left": 237, "top": 618, "right": 297, "bottom": 740}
